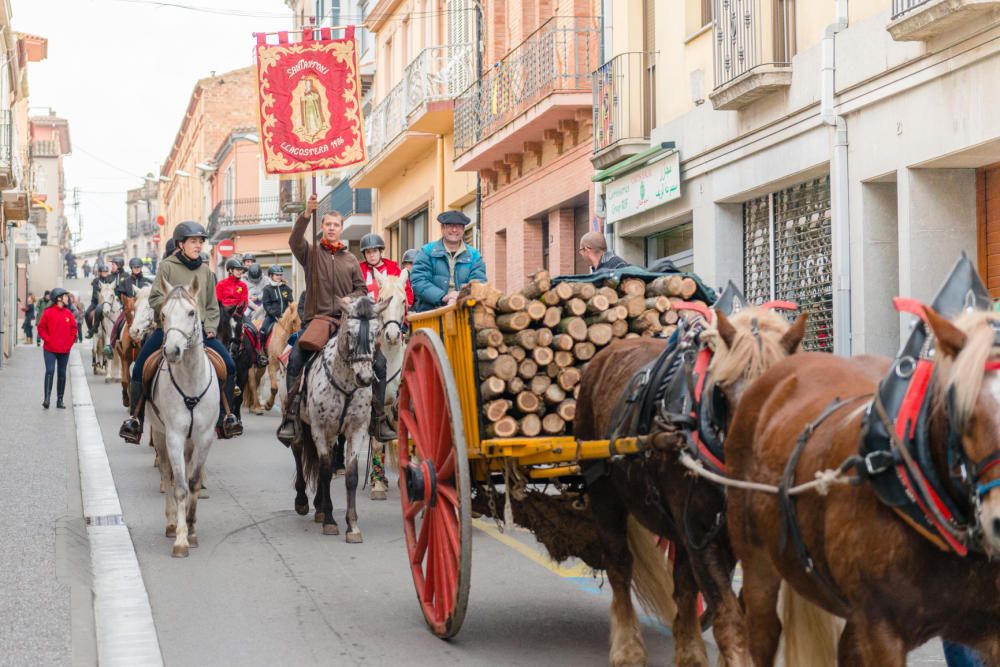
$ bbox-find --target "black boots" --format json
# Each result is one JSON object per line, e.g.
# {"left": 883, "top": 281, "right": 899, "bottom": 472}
{"left": 42, "top": 372, "right": 53, "bottom": 409}
{"left": 216, "top": 376, "right": 243, "bottom": 439}
{"left": 56, "top": 373, "right": 66, "bottom": 409}
{"left": 370, "top": 353, "right": 397, "bottom": 441}
{"left": 276, "top": 376, "right": 301, "bottom": 446}
{"left": 119, "top": 380, "right": 144, "bottom": 444}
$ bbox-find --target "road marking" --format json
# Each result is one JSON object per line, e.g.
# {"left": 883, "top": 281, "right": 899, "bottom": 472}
{"left": 70, "top": 350, "right": 163, "bottom": 666}
{"left": 472, "top": 518, "right": 593, "bottom": 578}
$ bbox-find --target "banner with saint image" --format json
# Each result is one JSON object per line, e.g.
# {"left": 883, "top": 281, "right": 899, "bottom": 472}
{"left": 255, "top": 26, "right": 365, "bottom": 175}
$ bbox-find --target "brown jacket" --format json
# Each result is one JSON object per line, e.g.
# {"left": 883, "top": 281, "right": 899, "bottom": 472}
{"left": 289, "top": 212, "right": 366, "bottom": 323}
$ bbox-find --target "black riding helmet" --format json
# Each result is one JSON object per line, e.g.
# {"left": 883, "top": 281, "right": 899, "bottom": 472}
{"left": 241, "top": 252, "right": 256, "bottom": 263}
{"left": 110, "top": 255, "right": 125, "bottom": 268}
{"left": 247, "top": 263, "right": 262, "bottom": 281}
{"left": 128, "top": 257, "right": 143, "bottom": 270}
{"left": 225, "top": 258, "right": 243, "bottom": 272}
{"left": 96, "top": 263, "right": 108, "bottom": 273}
{"left": 401, "top": 248, "right": 419, "bottom": 265}
{"left": 267, "top": 264, "right": 284, "bottom": 276}
{"left": 172, "top": 221, "right": 209, "bottom": 244}
{"left": 50, "top": 287, "right": 68, "bottom": 302}
{"left": 360, "top": 233, "right": 385, "bottom": 252}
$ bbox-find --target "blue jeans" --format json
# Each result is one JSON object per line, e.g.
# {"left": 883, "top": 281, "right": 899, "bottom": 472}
{"left": 944, "top": 641, "right": 986, "bottom": 667}
{"left": 43, "top": 350, "right": 69, "bottom": 377}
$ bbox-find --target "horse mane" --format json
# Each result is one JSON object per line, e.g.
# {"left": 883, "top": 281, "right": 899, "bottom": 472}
{"left": 935, "top": 310, "right": 1000, "bottom": 426}
{"left": 278, "top": 302, "right": 300, "bottom": 328}
{"left": 706, "top": 307, "right": 795, "bottom": 387}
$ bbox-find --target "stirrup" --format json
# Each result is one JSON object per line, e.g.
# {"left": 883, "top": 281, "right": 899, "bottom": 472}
{"left": 276, "top": 417, "right": 298, "bottom": 447}
{"left": 222, "top": 414, "right": 243, "bottom": 438}
{"left": 120, "top": 418, "right": 142, "bottom": 444}
{"left": 371, "top": 416, "right": 397, "bottom": 442}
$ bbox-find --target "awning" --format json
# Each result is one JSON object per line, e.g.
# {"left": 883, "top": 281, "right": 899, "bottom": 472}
{"left": 592, "top": 141, "right": 676, "bottom": 183}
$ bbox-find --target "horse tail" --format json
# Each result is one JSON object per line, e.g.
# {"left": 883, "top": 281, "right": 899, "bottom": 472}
{"left": 298, "top": 430, "right": 320, "bottom": 490}
{"left": 626, "top": 516, "right": 678, "bottom": 629}
{"left": 778, "top": 581, "right": 842, "bottom": 667}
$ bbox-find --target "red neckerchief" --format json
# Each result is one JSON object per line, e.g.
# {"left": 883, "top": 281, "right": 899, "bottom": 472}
{"left": 320, "top": 239, "right": 344, "bottom": 255}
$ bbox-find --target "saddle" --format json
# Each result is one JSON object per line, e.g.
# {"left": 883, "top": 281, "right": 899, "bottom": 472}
{"left": 112, "top": 313, "right": 127, "bottom": 342}
{"left": 142, "top": 347, "right": 228, "bottom": 397}
{"left": 859, "top": 254, "right": 992, "bottom": 555}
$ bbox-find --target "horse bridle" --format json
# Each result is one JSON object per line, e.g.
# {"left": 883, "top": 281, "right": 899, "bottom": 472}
{"left": 159, "top": 293, "right": 213, "bottom": 439}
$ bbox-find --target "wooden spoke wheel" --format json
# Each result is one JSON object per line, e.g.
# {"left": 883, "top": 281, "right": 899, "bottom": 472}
{"left": 397, "top": 329, "right": 472, "bottom": 639}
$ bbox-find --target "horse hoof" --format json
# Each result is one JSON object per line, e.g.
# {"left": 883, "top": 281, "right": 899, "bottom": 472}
{"left": 172, "top": 544, "right": 189, "bottom": 558}
{"left": 322, "top": 523, "right": 340, "bottom": 536}
{"left": 188, "top": 535, "right": 199, "bottom": 548}
{"left": 295, "top": 503, "right": 309, "bottom": 516}
{"left": 345, "top": 531, "right": 363, "bottom": 544}
{"left": 165, "top": 524, "right": 176, "bottom": 538}
{"left": 314, "top": 511, "right": 324, "bottom": 523}
{"left": 370, "top": 489, "right": 387, "bottom": 501}
{"left": 159, "top": 482, "right": 166, "bottom": 494}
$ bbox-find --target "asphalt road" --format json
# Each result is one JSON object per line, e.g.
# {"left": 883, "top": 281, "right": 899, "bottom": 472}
{"left": 84, "top": 367, "right": 690, "bottom": 666}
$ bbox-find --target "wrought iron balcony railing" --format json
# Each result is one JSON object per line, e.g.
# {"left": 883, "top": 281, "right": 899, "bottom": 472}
{"left": 207, "top": 197, "right": 287, "bottom": 238}
{"left": 892, "top": 0, "right": 933, "bottom": 18}
{"left": 454, "top": 16, "right": 600, "bottom": 157}
{"left": 364, "top": 44, "right": 474, "bottom": 161}
{"left": 593, "top": 52, "right": 655, "bottom": 153}
{"left": 322, "top": 178, "right": 372, "bottom": 219}
{"left": 713, "top": 0, "right": 795, "bottom": 89}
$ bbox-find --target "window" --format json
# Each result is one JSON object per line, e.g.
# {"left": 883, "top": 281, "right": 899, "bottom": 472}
{"left": 387, "top": 222, "right": 400, "bottom": 260}
{"left": 646, "top": 222, "right": 694, "bottom": 272}
{"left": 702, "top": 0, "right": 712, "bottom": 26}
{"left": 401, "top": 209, "right": 428, "bottom": 252}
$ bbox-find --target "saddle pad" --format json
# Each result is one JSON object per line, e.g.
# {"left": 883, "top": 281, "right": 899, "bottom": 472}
{"left": 142, "top": 347, "right": 227, "bottom": 393}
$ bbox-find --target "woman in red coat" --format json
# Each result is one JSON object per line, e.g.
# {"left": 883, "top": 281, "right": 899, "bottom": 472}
{"left": 37, "top": 287, "right": 77, "bottom": 409}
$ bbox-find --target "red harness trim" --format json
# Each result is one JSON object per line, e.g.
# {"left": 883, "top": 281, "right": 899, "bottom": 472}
{"left": 690, "top": 347, "right": 727, "bottom": 473}
{"left": 760, "top": 300, "right": 798, "bottom": 311}
{"left": 892, "top": 297, "right": 928, "bottom": 321}
{"left": 673, "top": 301, "right": 711, "bottom": 321}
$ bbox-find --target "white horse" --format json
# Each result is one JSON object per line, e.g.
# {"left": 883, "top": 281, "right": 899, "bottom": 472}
{"left": 370, "top": 269, "right": 408, "bottom": 500}
{"left": 148, "top": 279, "right": 219, "bottom": 558}
{"left": 296, "top": 296, "right": 387, "bottom": 541}
{"left": 92, "top": 282, "right": 119, "bottom": 376}
{"left": 128, "top": 286, "right": 155, "bottom": 344}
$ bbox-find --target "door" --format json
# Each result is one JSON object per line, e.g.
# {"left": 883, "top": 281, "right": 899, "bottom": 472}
{"left": 978, "top": 164, "right": 1000, "bottom": 298}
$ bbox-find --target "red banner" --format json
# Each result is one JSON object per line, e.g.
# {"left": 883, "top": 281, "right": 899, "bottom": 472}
{"left": 255, "top": 27, "right": 365, "bottom": 175}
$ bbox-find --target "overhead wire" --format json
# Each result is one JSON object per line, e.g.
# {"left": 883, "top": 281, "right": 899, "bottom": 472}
{"left": 102, "top": 0, "right": 474, "bottom": 23}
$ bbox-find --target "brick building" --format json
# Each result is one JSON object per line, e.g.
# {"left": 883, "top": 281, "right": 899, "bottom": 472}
{"left": 158, "top": 67, "right": 258, "bottom": 247}
{"left": 453, "top": 1, "right": 600, "bottom": 291}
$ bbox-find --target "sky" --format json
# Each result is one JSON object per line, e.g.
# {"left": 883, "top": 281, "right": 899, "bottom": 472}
{"left": 12, "top": 0, "right": 297, "bottom": 252}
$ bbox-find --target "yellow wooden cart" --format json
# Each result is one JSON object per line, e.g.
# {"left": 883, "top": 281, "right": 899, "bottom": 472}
{"left": 396, "top": 300, "right": 641, "bottom": 639}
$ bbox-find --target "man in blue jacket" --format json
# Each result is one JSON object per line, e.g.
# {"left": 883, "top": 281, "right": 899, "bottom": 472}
{"left": 411, "top": 211, "right": 487, "bottom": 312}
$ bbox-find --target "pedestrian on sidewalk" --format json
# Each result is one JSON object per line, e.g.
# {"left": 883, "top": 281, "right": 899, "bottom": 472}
{"left": 37, "top": 287, "right": 77, "bottom": 409}
{"left": 21, "top": 293, "right": 36, "bottom": 344}
{"left": 36, "top": 291, "right": 51, "bottom": 345}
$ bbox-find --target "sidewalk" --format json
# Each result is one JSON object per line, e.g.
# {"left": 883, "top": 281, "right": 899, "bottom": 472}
{"left": 0, "top": 343, "right": 93, "bottom": 666}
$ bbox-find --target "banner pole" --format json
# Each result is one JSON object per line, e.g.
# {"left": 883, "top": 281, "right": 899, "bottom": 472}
{"left": 311, "top": 175, "right": 317, "bottom": 243}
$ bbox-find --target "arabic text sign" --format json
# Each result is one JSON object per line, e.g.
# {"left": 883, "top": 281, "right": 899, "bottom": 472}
{"left": 605, "top": 151, "right": 681, "bottom": 223}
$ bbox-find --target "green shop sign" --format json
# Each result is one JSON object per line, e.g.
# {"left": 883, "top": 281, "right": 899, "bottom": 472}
{"left": 605, "top": 151, "right": 681, "bottom": 223}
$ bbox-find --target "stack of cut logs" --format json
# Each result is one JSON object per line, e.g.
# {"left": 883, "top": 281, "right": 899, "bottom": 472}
{"left": 462, "top": 270, "right": 704, "bottom": 438}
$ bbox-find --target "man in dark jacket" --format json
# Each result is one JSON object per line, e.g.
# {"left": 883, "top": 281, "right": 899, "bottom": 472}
{"left": 579, "top": 232, "right": 629, "bottom": 273}
{"left": 118, "top": 258, "right": 153, "bottom": 297}
{"left": 84, "top": 263, "right": 116, "bottom": 338}
{"left": 277, "top": 196, "right": 367, "bottom": 445}
{"left": 410, "top": 211, "right": 487, "bottom": 312}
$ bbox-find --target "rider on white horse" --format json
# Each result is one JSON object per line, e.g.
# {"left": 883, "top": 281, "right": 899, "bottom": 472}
{"left": 84, "top": 262, "right": 120, "bottom": 338}
{"left": 119, "top": 221, "right": 244, "bottom": 443}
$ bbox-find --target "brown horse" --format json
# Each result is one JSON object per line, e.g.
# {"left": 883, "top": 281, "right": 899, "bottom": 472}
{"left": 725, "top": 309, "right": 1000, "bottom": 666}
{"left": 576, "top": 307, "right": 807, "bottom": 667}
{"left": 247, "top": 303, "right": 301, "bottom": 413}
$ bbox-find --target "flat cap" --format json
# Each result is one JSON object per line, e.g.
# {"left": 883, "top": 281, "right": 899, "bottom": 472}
{"left": 437, "top": 210, "right": 470, "bottom": 226}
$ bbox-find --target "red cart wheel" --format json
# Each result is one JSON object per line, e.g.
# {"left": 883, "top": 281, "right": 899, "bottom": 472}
{"left": 397, "top": 329, "right": 472, "bottom": 639}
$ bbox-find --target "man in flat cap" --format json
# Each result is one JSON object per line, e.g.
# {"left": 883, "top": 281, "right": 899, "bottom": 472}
{"left": 411, "top": 210, "right": 487, "bottom": 312}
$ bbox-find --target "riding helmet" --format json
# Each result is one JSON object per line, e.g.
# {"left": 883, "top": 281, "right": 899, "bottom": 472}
{"left": 241, "top": 252, "right": 256, "bottom": 263}
{"left": 96, "top": 263, "right": 108, "bottom": 272}
{"left": 49, "top": 287, "right": 68, "bottom": 302}
{"left": 225, "top": 258, "right": 243, "bottom": 272}
{"left": 172, "top": 221, "right": 209, "bottom": 244}
{"left": 128, "top": 257, "right": 143, "bottom": 270}
{"left": 247, "top": 263, "right": 262, "bottom": 281}
{"left": 267, "top": 264, "right": 284, "bottom": 276}
{"left": 360, "top": 233, "right": 386, "bottom": 252}
{"left": 401, "top": 248, "right": 419, "bottom": 265}
{"left": 110, "top": 256, "right": 125, "bottom": 268}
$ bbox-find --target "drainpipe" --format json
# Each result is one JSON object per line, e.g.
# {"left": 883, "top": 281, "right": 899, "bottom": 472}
{"left": 823, "top": 0, "right": 851, "bottom": 355}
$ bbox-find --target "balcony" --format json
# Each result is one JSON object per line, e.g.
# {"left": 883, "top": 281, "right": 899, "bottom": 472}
{"left": 319, "top": 179, "right": 372, "bottom": 241}
{"left": 0, "top": 111, "right": 12, "bottom": 188}
{"left": 207, "top": 197, "right": 290, "bottom": 241}
{"left": 353, "top": 44, "right": 474, "bottom": 188}
{"left": 30, "top": 140, "right": 59, "bottom": 159}
{"left": 709, "top": 0, "right": 795, "bottom": 111}
{"left": 888, "top": 0, "right": 1000, "bottom": 41}
{"left": 592, "top": 52, "right": 655, "bottom": 169}
{"left": 453, "top": 15, "right": 600, "bottom": 172}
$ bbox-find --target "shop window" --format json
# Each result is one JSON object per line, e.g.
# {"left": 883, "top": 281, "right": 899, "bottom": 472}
{"left": 401, "top": 209, "right": 428, "bottom": 253}
{"left": 387, "top": 222, "right": 400, "bottom": 261}
{"left": 646, "top": 222, "right": 694, "bottom": 272}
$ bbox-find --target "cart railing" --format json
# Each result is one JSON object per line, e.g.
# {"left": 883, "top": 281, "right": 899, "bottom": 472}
{"left": 408, "top": 301, "right": 484, "bottom": 453}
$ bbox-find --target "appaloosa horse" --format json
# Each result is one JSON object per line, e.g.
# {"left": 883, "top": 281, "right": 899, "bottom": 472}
{"left": 295, "top": 296, "right": 387, "bottom": 541}
{"left": 575, "top": 306, "right": 807, "bottom": 667}
{"left": 725, "top": 308, "right": 1000, "bottom": 666}
{"left": 147, "top": 279, "right": 219, "bottom": 558}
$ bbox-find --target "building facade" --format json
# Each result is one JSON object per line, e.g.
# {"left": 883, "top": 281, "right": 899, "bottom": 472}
{"left": 159, "top": 67, "right": 258, "bottom": 247}
{"left": 350, "top": 0, "right": 478, "bottom": 263}
{"left": 452, "top": 0, "right": 602, "bottom": 292}
{"left": 125, "top": 177, "right": 160, "bottom": 265}
{"left": 595, "top": 0, "right": 1000, "bottom": 357}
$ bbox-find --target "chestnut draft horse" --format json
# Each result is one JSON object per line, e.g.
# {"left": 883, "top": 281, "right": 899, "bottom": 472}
{"left": 725, "top": 309, "right": 1000, "bottom": 666}
{"left": 576, "top": 306, "right": 807, "bottom": 667}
